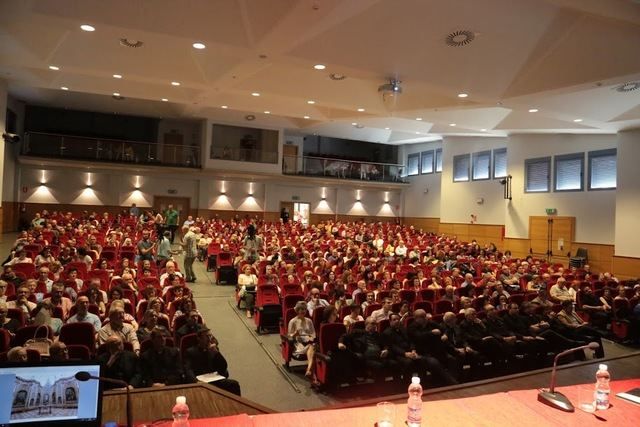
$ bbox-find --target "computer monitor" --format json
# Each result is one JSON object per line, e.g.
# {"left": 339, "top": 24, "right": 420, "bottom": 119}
{"left": 0, "top": 361, "right": 102, "bottom": 427}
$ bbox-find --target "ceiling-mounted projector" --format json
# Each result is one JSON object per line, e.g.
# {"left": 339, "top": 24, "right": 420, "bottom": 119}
{"left": 378, "top": 78, "right": 402, "bottom": 111}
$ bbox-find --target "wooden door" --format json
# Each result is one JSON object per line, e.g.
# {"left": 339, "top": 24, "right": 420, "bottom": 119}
{"left": 154, "top": 196, "right": 191, "bottom": 222}
{"left": 529, "top": 216, "right": 575, "bottom": 258}
{"left": 282, "top": 144, "right": 298, "bottom": 174}
{"left": 163, "top": 133, "right": 184, "bottom": 165}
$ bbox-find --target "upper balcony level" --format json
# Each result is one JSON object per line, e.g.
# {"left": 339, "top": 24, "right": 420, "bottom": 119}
{"left": 23, "top": 132, "right": 201, "bottom": 168}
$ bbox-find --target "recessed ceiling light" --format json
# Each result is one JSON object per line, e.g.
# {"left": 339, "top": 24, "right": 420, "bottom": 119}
{"left": 415, "top": 132, "right": 420, "bottom": 134}
{"left": 251, "top": 92, "right": 260, "bottom": 97}
{"left": 384, "top": 127, "right": 390, "bottom": 130}
{"left": 449, "top": 123, "right": 457, "bottom": 126}
{"left": 192, "top": 42, "right": 206, "bottom": 49}
{"left": 481, "top": 128, "right": 487, "bottom": 132}
{"left": 573, "top": 118, "right": 583, "bottom": 122}
{"left": 307, "top": 100, "right": 315, "bottom": 104}
{"left": 303, "top": 115, "right": 310, "bottom": 119}
{"left": 221, "top": 105, "right": 228, "bottom": 109}
{"left": 416, "top": 117, "right": 423, "bottom": 121}
{"left": 48, "top": 65, "right": 59, "bottom": 71}
{"left": 264, "top": 111, "right": 270, "bottom": 114}
{"left": 458, "top": 93, "right": 468, "bottom": 98}
{"left": 351, "top": 122, "right": 357, "bottom": 126}
{"left": 113, "top": 92, "right": 120, "bottom": 96}
{"left": 171, "top": 81, "right": 180, "bottom": 86}
{"left": 357, "top": 108, "right": 365, "bottom": 112}
{"left": 313, "top": 64, "right": 326, "bottom": 70}
{"left": 161, "top": 98, "right": 168, "bottom": 102}
{"left": 113, "top": 74, "right": 122, "bottom": 79}
{"left": 528, "top": 108, "right": 539, "bottom": 113}
{"left": 80, "top": 24, "right": 95, "bottom": 32}
{"left": 61, "top": 86, "right": 69, "bottom": 91}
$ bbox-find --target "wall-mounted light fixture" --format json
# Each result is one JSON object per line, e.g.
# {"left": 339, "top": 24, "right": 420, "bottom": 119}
{"left": 134, "top": 176, "right": 141, "bottom": 190}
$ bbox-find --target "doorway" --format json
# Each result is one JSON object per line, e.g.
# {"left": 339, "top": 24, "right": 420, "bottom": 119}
{"left": 154, "top": 196, "right": 191, "bottom": 223}
{"left": 293, "top": 202, "right": 310, "bottom": 226}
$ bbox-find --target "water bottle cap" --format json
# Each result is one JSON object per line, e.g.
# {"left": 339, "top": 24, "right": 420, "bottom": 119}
{"left": 176, "top": 396, "right": 187, "bottom": 404}
{"left": 411, "top": 376, "right": 421, "bottom": 384}
{"left": 598, "top": 364, "right": 608, "bottom": 371}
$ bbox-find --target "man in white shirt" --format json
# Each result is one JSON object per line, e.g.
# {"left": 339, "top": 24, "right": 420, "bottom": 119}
{"left": 370, "top": 297, "right": 393, "bottom": 323}
{"left": 306, "top": 288, "right": 329, "bottom": 316}
{"left": 7, "top": 286, "right": 36, "bottom": 315}
{"left": 37, "top": 266, "right": 54, "bottom": 293}
{"left": 549, "top": 277, "right": 573, "bottom": 302}
{"left": 160, "top": 261, "right": 183, "bottom": 288}
{"left": 67, "top": 296, "right": 102, "bottom": 331}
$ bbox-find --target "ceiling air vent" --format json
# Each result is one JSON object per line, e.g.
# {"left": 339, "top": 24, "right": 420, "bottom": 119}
{"left": 119, "top": 38, "right": 144, "bottom": 48}
{"left": 615, "top": 82, "right": 640, "bottom": 93}
{"left": 445, "top": 30, "right": 475, "bottom": 47}
{"left": 329, "top": 73, "right": 347, "bottom": 81}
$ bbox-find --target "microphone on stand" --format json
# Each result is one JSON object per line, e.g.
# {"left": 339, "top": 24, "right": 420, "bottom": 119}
{"left": 537, "top": 342, "right": 600, "bottom": 412}
{"left": 75, "top": 371, "right": 133, "bottom": 427}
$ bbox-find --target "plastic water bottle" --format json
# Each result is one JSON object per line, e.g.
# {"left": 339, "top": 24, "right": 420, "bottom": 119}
{"left": 172, "top": 396, "right": 190, "bottom": 427}
{"left": 594, "top": 364, "right": 610, "bottom": 410}
{"left": 407, "top": 376, "right": 423, "bottom": 427}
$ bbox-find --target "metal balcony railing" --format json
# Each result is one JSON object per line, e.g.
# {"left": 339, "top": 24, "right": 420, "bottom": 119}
{"left": 209, "top": 146, "right": 278, "bottom": 164}
{"left": 22, "top": 132, "right": 201, "bottom": 168}
{"left": 282, "top": 154, "right": 407, "bottom": 183}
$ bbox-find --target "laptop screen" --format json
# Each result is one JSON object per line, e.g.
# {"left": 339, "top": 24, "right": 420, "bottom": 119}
{"left": 0, "top": 361, "right": 102, "bottom": 427}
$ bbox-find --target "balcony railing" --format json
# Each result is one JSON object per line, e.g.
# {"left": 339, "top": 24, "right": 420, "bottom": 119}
{"left": 282, "top": 154, "right": 407, "bottom": 183}
{"left": 210, "top": 146, "right": 278, "bottom": 164}
{"left": 23, "top": 132, "right": 201, "bottom": 168}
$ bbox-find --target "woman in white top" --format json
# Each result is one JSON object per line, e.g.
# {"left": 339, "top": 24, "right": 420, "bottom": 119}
{"left": 237, "top": 265, "right": 258, "bottom": 318}
{"left": 287, "top": 301, "right": 317, "bottom": 383}
{"left": 343, "top": 304, "right": 364, "bottom": 330}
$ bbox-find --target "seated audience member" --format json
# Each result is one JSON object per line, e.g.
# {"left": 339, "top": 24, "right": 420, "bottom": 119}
{"left": 459, "top": 273, "right": 476, "bottom": 297}
{"left": 98, "top": 307, "right": 140, "bottom": 355}
{"left": 86, "top": 286, "right": 107, "bottom": 316}
{"left": 31, "top": 300, "right": 63, "bottom": 335}
{"left": 2, "top": 266, "right": 24, "bottom": 288}
{"left": 139, "top": 328, "right": 187, "bottom": 387}
{"left": 147, "top": 297, "right": 170, "bottom": 324}
{"left": 484, "top": 304, "right": 536, "bottom": 362}
{"left": 237, "top": 265, "right": 258, "bottom": 318}
{"left": 361, "top": 292, "right": 375, "bottom": 313}
{"left": 555, "top": 300, "right": 604, "bottom": 358}
{"left": 386, "top": 312, "right": 457, "bottom": 385}
{"left": 159, "top": 261, "right": 183, "bottom": 288}
{"left": 67, "top": 295, "right": 102, "bottom": 331}
{"left": 397, "top": 301, "right": 411, "bottom": 322}
{"left": 306, "top": 288, "right": 329, "bottom": 317}
{"left": 64, "top": 268, "right": 84, "bottom": 300}
{"left": 4, "top": 250, "right": 33, "bottom": 266}
{"left": 351, "top": 280, "right": 367, "bottom": 300}
{"left": 108, "top": 286, "right": 130, "bottom": 305}
{"left": 0, "top": 302, "right": 20, "bottom": 334}
{"left": 499, "top": 266, "right": 520, "bottom": 292}
{"left": 491, "top": 283, "right": 510, "bottom": 303}
{"left": 37, "top": 266, "right": 54, "bottom": 294}
{"left": 549, "top": 278, "right": 572, "bottom": 302}
{"left": 49, "top": 341, "right": 69, "bottom": 361}
{"left": 288, "top": 301, "right": 317, "bottom": 384}
{"left": 579, "top": 285, "right": 609, "bottom": 328}
{"left": 321, "top": 306, "right": 339, "bottom": 325}
{"left": 531, "top": 288, "right": 554, "bottom": 308}
{"left": 44, "top": 283, "right": 73, "bottom": 320}
{"left": 109, "top": 299, "right": 139, "bottom": 330}
{"left": 441, "top": 286, "right": 459, "bottom": 305}
{"left": 26, "top": 278, "right": 44, "bottom": 303}
{"left": 338, "top": 317, "right": 394, "bottom": 381}
{"left": 137, "top": 285, "right": 158, "bottom": 312}
{"left": 440, "top": 312, "right": 479, "bottom": 378}
{"left": 459, "top": 308, "right": 505, "bottom": 363}
{"left": 184, "top": 328, "right": 241, "bottom": 396}
{"left": 527, "top": 274, "right": 544, "bottom": 291}
{"left": 517, "top": 302, "right": 582, "bottom": 353}
{"left": 7, "top": 346, "right": 28, "bottom": 362}
{"left": 370, "top": 297, "right": 393, "bottom": 322}
{"left": 137, "top": 309, "right": 171, "bottom": 342}
{"left": 7, "top": 286, "right": 36, "bottom": 317}
{"left": 119, "top": 272, "right": 138, "bottom": 292}
{"left": 343, "top": 304, "right": 364, "bottom": 329}
{"left": 176, "top": 310, "right": 205, "bottom": 344}
{"left": 97, "top": 335, "right": 141, "bottom": 389}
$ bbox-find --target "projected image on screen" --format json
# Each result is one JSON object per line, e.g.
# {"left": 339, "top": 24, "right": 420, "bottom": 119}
{"left": 10, "top": 372, "right": 79, "bottom": 421}
{"left": 0, "top": 364, "right": 100, "bottom": 426}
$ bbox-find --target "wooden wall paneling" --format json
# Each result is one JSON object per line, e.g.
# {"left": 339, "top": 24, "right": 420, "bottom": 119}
{"left": 403, "top": 217, "right": 439, "bottom": 234}
{"left": 504, "top": 238, "right": 531, "bottom": 259}
{"left": 612, "top": 256, "right": 640, "bottom": 280}
{"left": 572, "top": 242, "right": 614, "bottom": 274}
{"left": 309, "top": 213, "right": 336, "bottom": 224}
{"left": 529, "top": 216, "right": 575, "bottom": 258}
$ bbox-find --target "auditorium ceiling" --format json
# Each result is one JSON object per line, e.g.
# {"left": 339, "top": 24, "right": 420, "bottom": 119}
{"left": 1, "top": 0, "right": 639, "bottom": 144}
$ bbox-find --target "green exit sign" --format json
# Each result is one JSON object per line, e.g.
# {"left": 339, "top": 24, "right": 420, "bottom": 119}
{"left": 546, "top": 208, "right": 557, "bottom": 215}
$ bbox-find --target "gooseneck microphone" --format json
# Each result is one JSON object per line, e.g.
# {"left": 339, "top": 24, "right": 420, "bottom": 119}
{"left": 75, "top": 371, "right": 133, "bottom": 427}
{"left": 537, "top": 342, "right": 600, "bottom": 412}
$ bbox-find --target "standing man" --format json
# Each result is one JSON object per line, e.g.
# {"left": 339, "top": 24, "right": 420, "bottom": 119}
{"left": 156, "top": 231, "right": 172, "bottom": 267}
{"left": 182, "top": 226, "right": 197, "bottom": 283}
{"left": 164, "top": 204, "right": 179, "bottom": 244}
{"left": 129, "top": 203, "right": 140, "bottom": 218}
